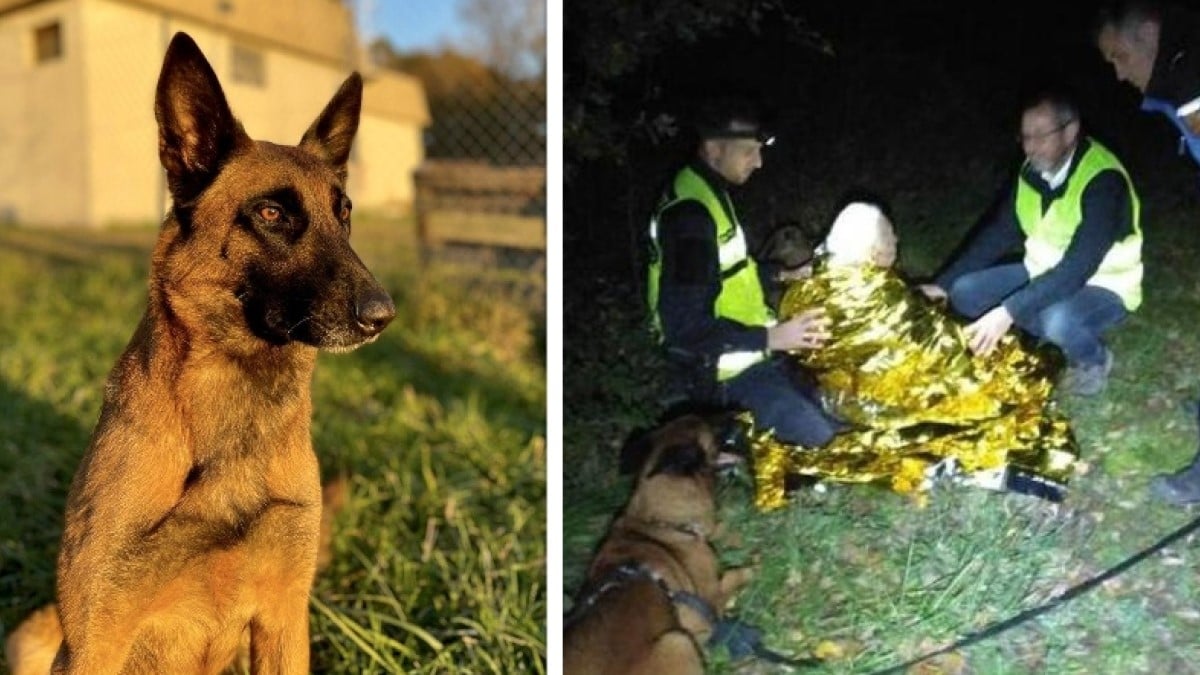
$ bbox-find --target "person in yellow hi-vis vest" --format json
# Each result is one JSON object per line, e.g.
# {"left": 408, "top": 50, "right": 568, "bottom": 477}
{"left": 920, "top": 89, "right": 1142, "bottom": 398}
{"left": 647, "top": 100, "right": 843, "bottom": 448}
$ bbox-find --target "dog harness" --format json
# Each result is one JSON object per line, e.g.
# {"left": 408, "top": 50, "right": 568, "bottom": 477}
{"left": 563, "top": 559, "right": 719, "bottom": 632}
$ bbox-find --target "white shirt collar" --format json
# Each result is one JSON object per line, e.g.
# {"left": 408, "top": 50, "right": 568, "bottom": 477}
{"left": 1040, "top": 147, "right": 1076, "bottom": 190}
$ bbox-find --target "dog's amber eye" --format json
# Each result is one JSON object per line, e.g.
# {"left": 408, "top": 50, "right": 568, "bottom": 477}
{"left": 259, "top": 205, "right": 282, "bottom": 222}
{"left": 339, "top": 205, "right": 350, "bottom": 220}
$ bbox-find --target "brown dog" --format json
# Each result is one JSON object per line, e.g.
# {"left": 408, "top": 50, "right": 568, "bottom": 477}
{"left": 563, "top": 416, "right": 754, "bottom": 675}
{"left": 5, "top": 32, "right": 393, "bottom": 675}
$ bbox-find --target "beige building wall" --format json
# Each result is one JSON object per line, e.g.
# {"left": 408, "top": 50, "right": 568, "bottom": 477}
{"left": 120, "top": 0, "right": 356, "bottom": 65}
{"left": 0, "top": 0, "right": 429, "bottom": 227}
{"left": 357, "top": 114, "right": 423, "bottom": 210}
{"left": 79, "top": 0, "right": 166, "bottom": 225}
{"left": 358, "top": 72, "right": 429, "bottom": 211}
{"left": 0, "top": 0, "right": 89, "bottom": 226}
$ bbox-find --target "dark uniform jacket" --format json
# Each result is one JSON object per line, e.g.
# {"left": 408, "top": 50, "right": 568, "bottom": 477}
{"left": 655, "top": 160, "right": 769, "bottom": 362}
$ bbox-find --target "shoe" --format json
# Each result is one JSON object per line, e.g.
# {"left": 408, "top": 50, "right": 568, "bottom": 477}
{"left": 783, "top": 472, "right": 819, "bottom": 493}
{"left": 1151, "top": 461, "right": 1200, "bottom": 505}
{"left": 1151, "top": 402, "right": 1200, "bottom": 505}
{"left": 715, "top": 452, "right": 745, "bottom": 479}
{"left": 1062, "top": 348, "right": 1113, "bottom": 396}
{"left": 714, "top": 413, "right": 752, "bottom": 454}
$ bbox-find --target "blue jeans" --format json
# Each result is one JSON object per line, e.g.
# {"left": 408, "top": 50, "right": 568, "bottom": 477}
{"left": 946, "top": 263, "right": 1127, "bottom": 367}
{"left": 722, "top": 357, "right": 841, "bottom": 448}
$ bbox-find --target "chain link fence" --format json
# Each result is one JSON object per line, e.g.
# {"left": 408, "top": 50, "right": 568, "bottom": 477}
{"left": 366, "top": 1, "right": 546, "bottom": 258}
{"left": 422, "top": 69, "right": 546, "bottom": 166}
{"left": 410, "top": 65, "right": 546, "bottom": 256}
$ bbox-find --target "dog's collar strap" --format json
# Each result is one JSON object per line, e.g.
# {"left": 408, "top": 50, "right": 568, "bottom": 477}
{"left": 564, "top": 562, "right": 661, "bottom": 629}
{"left": 565, "top": 561, "right": 720, "bottom": 634}
{"left": 669, "top": 588, "right": 719, "bottom": 628}
{"left": 607, "top": 560, "right": 657, "bottom": 589}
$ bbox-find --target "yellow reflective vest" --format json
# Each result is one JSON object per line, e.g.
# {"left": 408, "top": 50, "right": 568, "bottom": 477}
{"left": 1015, "top": 139, "right": 1143, "bottom": 311}
{"left": 648, "top": 166, "right": 775, "bottom": 380}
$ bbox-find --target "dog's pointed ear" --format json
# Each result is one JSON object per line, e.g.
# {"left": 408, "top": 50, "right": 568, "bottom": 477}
{"left": 300, "top": 73, "right": 362, "bottom": 180}
{"left": 154, "top": 32, "right": 248, "bottom": 205}
{"left": 646, "top": 442, "right": 707, "bottom": 479}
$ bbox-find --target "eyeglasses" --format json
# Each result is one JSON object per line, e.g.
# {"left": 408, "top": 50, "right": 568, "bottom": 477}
{"left": 1016, "top": 119, "right": 1075, "bottom": 144}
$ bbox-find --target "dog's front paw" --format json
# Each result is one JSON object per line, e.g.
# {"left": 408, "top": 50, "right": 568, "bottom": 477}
{"left": 719, "top": 565, "right": 756, "bottom": 600}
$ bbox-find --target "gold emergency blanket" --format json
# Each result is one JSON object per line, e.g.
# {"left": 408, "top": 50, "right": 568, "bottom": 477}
{"left": 752, "top": 259, "right": 1078, "bottom": 511}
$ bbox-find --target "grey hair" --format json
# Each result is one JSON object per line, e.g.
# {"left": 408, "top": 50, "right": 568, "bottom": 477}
{"left": 1022, "top": 90, "right": 1081, "bottom": 128}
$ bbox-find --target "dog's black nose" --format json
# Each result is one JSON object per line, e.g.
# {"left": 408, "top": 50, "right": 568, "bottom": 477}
{"left": 356, "top": 290, "right": 395, "bottom": 336}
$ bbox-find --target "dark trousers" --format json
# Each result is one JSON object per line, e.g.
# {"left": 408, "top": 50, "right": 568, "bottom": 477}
{"left": 722, "top": 357, "right": 841, "bottom": 448}
{"left": 947, "top": 263, "right": 1128, "bottom": 367}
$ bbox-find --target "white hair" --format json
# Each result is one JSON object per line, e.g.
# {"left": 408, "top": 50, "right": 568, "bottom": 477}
{"left": 823, "top": 202, "right": 886, "bottom": 264}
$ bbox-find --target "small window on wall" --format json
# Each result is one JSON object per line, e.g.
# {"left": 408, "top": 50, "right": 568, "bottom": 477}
{"left": 231, "top": 44, "right": 265, "bottom": 87}
{"left": 34, "top": 21, "right": 63, "bottom": 64}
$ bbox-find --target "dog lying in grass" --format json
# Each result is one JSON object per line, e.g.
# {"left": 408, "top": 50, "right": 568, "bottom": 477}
{"left": 564, "top": 416, "right": 753, "bottom": 675}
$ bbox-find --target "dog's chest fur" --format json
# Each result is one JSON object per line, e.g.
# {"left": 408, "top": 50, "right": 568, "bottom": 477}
{"left": 150, "top": 346, "right": 320, "bottom": 548}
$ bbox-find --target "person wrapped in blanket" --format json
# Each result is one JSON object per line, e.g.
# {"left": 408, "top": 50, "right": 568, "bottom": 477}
{"left": 751, "top": 202, "right": 1079, "bottom": 511}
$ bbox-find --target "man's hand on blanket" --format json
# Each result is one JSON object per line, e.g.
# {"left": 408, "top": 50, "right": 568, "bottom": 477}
{"left": 768, "top": 308, "right": 831, "bottom": 352}
{"left": 965, "top": 305, "right": 1013, "bottom": 356}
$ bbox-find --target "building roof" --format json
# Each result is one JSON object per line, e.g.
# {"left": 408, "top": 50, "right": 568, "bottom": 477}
{"left": 363, "top": 70, "right": 430, "bottom": 126}
{"left": 1, "top": 0, "right": 357, "bottom": 66}
{"left": 2, "top": 0, "right": 429, "bottom": 125}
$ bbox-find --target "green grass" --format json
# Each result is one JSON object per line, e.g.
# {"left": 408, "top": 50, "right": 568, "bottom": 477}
{"left": 564, "top": 188, "right": 1200, "bottom": 672}
{"left": 0, "top": 216, "right": 546, "bottom": 673}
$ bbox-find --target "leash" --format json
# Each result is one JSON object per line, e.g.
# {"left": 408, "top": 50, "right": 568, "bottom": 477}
{"left": 708, "top": 511, "right": 1200, "bottom": 672}
{"left": 710, "top": 617, "right": 822, "bottom": 668}
{"left": 671, "top": 586, "right": 821, "bottom": 667}
{"left": 863, "top": 510, "right": 1200, "bottom": 674}
{"left": 652, "top": 567, "right": 821, "bottom": 668}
